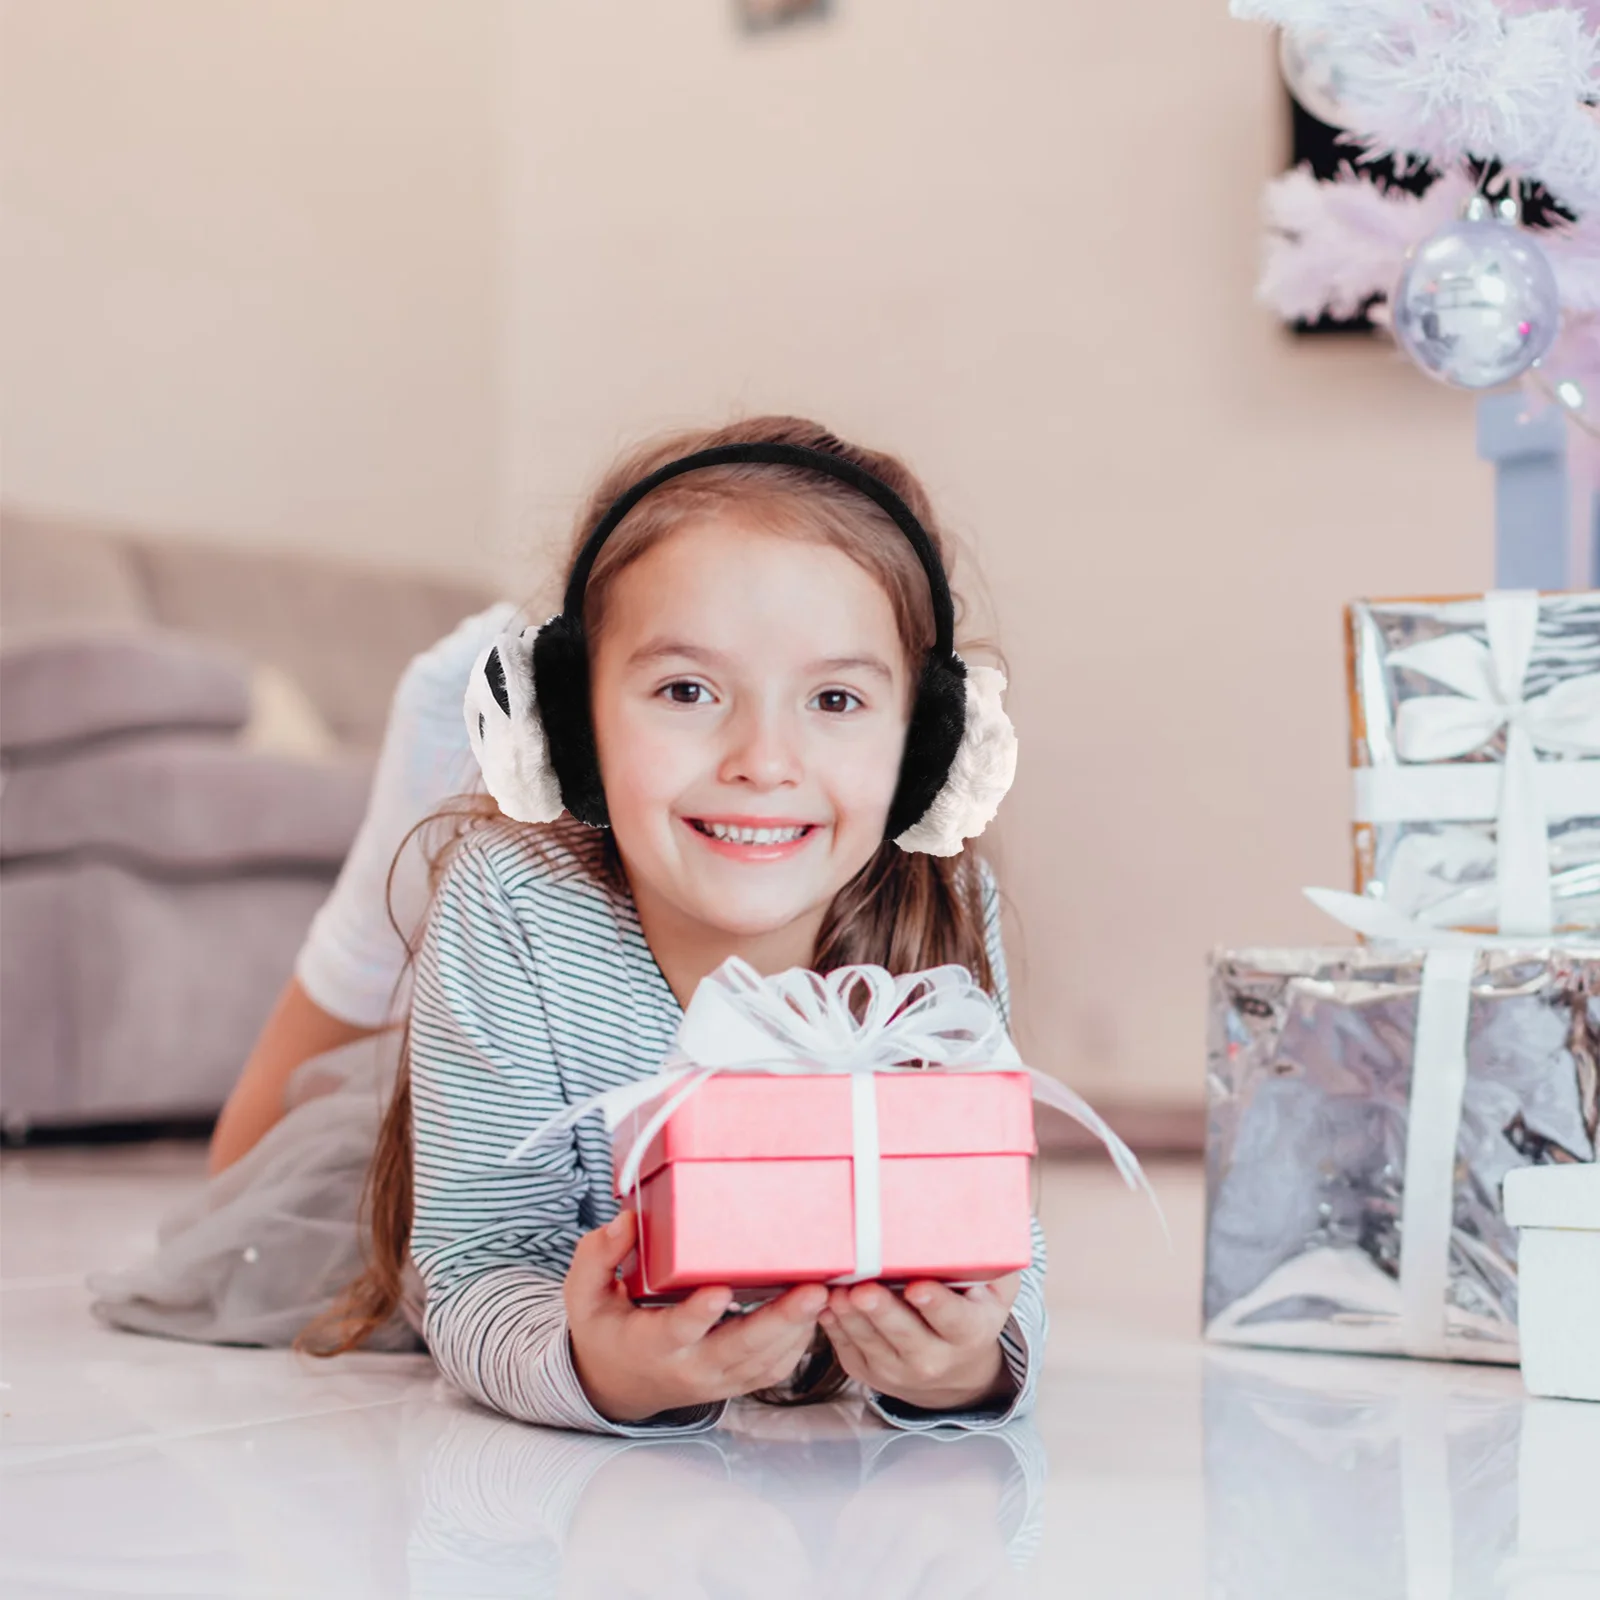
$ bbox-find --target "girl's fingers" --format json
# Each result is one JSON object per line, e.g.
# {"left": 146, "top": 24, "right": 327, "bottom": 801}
{"left": 565, "top": 1212, "right": 640, "bottom": 1319}
{"left": 975, "top": 1271, "right": 1023, "bottom": 1312}
{"left": 766, "top": 1284, "right": 832, "bottom": 1325}
{"left": 824, "top": 1291, "right": 906, "bottom": 1369}
{"left": 820, "top": 1317, "right": 873, "bottom": 1386}
{"left": 656, "top": 1285, "right": 736, "bottom": 1350}
{"left": 742, "top": 1329, "right": 819, "bottom": 1391}
{"left": 702, "top": 1287, "right": 823, "bottom": 1371}
{"left": 714, "top": 1309, "right": 812, "bottom": 1371}
{"left": 714, "top": 1316, "right": 816, "bottom": 1394}
{"left": 902, "top": 1281, "right": 991, "bottom": 1344}
{"left": 839, "top": 1285, "right": 934, "bottom": 1364}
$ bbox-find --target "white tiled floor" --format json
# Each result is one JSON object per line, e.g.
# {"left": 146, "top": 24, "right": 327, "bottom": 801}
{"left": 2, "top": 1148, "right": 1597, "bottom": 1598}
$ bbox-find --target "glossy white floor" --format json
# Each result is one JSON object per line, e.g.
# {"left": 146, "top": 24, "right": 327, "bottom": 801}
{"left": 2, "top": 1148, "right": 1596, "bottom": 1599}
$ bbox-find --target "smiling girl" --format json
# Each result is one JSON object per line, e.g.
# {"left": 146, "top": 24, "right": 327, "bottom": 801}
{"left": 94, "top": 415, "right": 1040, "bottom": 1434}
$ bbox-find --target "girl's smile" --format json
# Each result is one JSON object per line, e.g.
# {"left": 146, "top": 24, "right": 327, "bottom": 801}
{"left": 683, "top": 813, "right": 822, "bottom": 859}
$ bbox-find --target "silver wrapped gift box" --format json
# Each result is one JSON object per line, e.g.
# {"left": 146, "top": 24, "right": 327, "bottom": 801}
{"left": 1204, "top": 946, "right": 1599, "bottom": 1362}
{"left": 1346, "top": 590, "right": 1600, "bottom": 935}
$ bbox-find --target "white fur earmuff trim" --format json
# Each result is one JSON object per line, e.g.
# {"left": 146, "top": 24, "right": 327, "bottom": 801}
{"left": 893, "top": 662, "right": 1018, "bottom": 857}
{"left": 463, "top": 622, "right": 565, "bottom": 824}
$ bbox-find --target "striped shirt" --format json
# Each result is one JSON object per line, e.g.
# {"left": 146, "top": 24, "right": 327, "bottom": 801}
{"left": 409, "top": 814, "right": 1047, "bottom": 1436}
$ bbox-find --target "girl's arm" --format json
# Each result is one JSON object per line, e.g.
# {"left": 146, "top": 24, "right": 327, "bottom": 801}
{"left": 408, "top": 832, "right": 727, "bottom": 1437}
{"left": 861, "top": 854, "right": 1048, "bottom": 1432}
{"left": 207, "top": 979, "right": 380, "bottom": 1174}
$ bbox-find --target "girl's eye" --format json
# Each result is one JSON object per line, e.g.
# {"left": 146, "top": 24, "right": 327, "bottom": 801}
{"left": 660, "top": 681, "right": 711, "bottom": 706}
{"left": 813, "top": 689, "right": 863, "bottom": 715}
{"left": 658, "top": 682, "right": 862, "bottom": 712}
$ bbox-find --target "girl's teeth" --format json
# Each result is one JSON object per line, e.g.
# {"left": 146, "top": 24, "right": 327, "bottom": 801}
{"left": 703, "top": 822, "right": 806, "bottom": 844}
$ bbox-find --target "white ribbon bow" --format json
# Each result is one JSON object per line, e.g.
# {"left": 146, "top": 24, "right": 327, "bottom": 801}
{"left": 1305, "top": 886, "right": 1600, "bottom": 1359}
{"left": 507, "top": 956, "right": 1166, "bottom": 1289}
{"left": 1379, "top": 590, "right": 1600, "bottom": 936}
{"left": 671, "top": 959, "right": 1011, "bottom": 1081}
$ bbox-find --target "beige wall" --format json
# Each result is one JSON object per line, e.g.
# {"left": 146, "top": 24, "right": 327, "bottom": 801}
{"left": 500, "top": 2, "right": 1492, "bottom": 1104}
{"left": 2, "top": 2, "right": 1495, "bottom": 1104}
{"left": 0, "top": 0, "right": 503, "bottom": 579}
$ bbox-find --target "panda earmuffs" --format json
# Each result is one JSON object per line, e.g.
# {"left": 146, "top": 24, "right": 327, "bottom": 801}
{"left": 464, "top": 441, "right": 1017, "bottom": 857}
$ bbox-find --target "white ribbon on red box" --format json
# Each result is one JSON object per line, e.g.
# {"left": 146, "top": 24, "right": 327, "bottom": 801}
{"left": 506, "top": 956, "right": 1164, "bottom": 1290}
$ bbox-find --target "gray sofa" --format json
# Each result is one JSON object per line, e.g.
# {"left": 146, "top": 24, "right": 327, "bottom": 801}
{"left": 0, "top": 507, "right": 494, "bottom": 1135}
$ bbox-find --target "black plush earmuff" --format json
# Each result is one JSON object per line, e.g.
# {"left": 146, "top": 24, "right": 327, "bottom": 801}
{"left": 465, "top": 440, "right": 1017, "bottom": 855}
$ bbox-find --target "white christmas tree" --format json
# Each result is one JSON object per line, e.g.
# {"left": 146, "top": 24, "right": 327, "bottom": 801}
{"left": 1235, "top": 1, "right": 1600, "bottom": 430}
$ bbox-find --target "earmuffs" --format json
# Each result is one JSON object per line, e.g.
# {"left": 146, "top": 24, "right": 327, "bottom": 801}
{"left": 464, "top": 441, "right": 1017, "bottom": 857}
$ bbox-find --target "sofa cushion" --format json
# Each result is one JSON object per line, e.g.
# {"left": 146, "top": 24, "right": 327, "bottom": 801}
{"left": 131, "top": 538, "right": 497, "bottom": 751}
{"left": 1, "top": 864, "right": 332, "bottom": 1124}
{"left": 0, "top": 737, "right": 372, "bottom": 870}
{"left": 0, "top": 629, "right": 255, "bottom": 757}
{"left": 0, "top": 508, "right": 152, "bottom": 639}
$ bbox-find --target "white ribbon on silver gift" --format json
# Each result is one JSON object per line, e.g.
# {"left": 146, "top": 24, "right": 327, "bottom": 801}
{"left": 1305, "top": 886, "right": 1600, "bottom": 1359}
{"left": 505, "top": 956, "right": 1164, "bottom": 1292}
{"left": 1356, "top": 589, "right": 1600, "bottom": 937}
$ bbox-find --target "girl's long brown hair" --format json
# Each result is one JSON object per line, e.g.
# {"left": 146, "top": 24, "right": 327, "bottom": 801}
{"left": 301, "top": 416, "right": 1010, "bottom": 1404}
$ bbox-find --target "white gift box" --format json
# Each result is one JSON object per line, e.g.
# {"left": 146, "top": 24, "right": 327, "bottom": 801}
{"left": 1503, "top": 1164, "right": 1600, "bottom": 1403}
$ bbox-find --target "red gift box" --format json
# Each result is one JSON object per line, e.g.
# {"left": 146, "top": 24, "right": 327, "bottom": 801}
{"left": 611, "top": 1070, "right": 1037, "bottom": 1302}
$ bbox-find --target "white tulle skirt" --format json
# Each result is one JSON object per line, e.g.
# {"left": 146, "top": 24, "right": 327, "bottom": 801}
{"left": 87, "top": 1030, "right": 425, "bottom": 1352}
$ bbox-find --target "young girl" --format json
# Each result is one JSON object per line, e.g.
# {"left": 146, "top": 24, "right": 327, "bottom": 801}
{"left": 95, "top": 415, "right": 1043, "bottom": 1433}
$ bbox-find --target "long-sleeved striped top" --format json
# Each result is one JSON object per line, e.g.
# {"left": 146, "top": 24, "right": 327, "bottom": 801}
{"left": 408, "top": 814, "right": 1048, "bottom": 1436}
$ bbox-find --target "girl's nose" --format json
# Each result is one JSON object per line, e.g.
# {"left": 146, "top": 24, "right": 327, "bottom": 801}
{"left": 718, "top": 702, "right": 804, "bottom": 788}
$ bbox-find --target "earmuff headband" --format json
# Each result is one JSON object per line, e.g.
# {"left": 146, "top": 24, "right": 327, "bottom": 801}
{"left": 561, "top": 441, "right": 957, "bottom": 661}
{"left": 466, "top": 434, "right": 1015, "bottom": 854}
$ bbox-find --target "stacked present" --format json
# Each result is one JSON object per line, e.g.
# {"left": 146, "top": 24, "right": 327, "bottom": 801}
{"left": 1205, "top": 590, "right": 1600, "bottom": 1364}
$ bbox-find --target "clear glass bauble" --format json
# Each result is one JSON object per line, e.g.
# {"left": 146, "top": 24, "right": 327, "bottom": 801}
{"left": 1278, "top": 28, "right": 1352, "bottom": 129}
{"left": 1390, "top": 213, "right": 1561, "bottom": 390}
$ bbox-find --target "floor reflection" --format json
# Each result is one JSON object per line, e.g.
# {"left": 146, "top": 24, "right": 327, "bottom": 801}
{"left": 1202, "top": 1347, "right": 1600, "bottom": 1600}
{"left": 15, "top": 1153, "right": 1600, "bottom": 1597}
{"left": 402, "top": 1396, "right": 1046, "bottom": 1598}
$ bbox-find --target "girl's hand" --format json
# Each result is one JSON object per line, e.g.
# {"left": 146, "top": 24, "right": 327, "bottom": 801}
{"left": 819, "top": 1274, "right": 1022, "bottom": 1415}
{"left": 565, "top": 1210, "right": 827, "bottom": 1424}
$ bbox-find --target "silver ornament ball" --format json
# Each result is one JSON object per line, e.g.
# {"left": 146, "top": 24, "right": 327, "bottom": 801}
{"left": 1391, "top": 206, "right": 1561, "bottom": 390}
{"left": 1278, "top": 28, "right": 1353, "bottom": 129}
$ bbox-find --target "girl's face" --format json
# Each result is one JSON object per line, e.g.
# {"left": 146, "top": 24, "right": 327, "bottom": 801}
{"left": 589, "top": 515, "right": 912, "bottom": 942}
